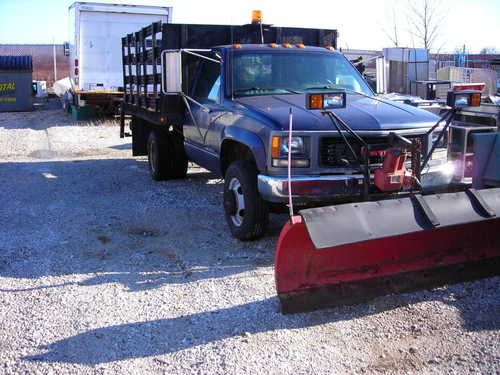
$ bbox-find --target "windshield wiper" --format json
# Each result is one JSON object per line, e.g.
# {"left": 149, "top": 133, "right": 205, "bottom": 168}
{"left": 304, "top": 85, "right": 343, "bottom": 90}
{"left": 303, "top": 84, "right": 344, "bottom": 90}
{"left": 233, "top": 87, "right": 298, "bottom": 95}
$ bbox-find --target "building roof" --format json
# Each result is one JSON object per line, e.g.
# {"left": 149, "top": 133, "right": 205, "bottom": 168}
{"left": 0, "top": 55, "right": 32, "bottom": 71}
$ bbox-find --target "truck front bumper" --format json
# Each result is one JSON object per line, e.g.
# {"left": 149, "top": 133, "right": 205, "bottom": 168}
{"left": 258, "top": 174, "right": 364, "bottom": 203}
{"left": 257, "top": 165, "right": 454, "bottom": 203}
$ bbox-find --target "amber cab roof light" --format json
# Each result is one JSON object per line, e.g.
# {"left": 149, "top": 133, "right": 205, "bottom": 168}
{"left": 252, "top": 10, "right": 263, "bottom": 24}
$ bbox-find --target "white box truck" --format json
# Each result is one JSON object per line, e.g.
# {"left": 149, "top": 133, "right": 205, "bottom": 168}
{"left": 68, "top": 2, "right": 171, "bottom": 112}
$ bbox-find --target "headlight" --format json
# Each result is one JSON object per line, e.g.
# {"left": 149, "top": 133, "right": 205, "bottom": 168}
{"left": 271, "top": 135, "right": 310, "bottom": 168}
{"left": 280, "top": 136, "right": 305, "bottom": 155}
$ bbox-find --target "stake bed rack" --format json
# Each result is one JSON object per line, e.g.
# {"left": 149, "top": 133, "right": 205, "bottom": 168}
{"left": 121, "top": 21, "right": 338, "bottom": 126}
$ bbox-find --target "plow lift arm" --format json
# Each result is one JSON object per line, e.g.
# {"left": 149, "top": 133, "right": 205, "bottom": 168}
{"left": 275, "top": 89, "right": 500, "bottom": 314}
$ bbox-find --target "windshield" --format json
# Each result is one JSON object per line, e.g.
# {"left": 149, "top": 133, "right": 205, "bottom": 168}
{"left": 231, "top": 51, "right": 373, "bottom": 97}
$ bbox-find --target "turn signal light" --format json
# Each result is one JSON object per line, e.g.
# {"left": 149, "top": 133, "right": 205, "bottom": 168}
{"left": 471, "top": 92, "right": 481, "bottom": 106}
{"left": 296, "top": 43, "right": 305, "bottom": 48}
{"left": 308, "top": 94, "right": 323, "bottom": 109}
{"left": 282, "top": 43, "right": 292, "bottom": 48}
{"left": 272, "top": 136, "right": 281, "bottom": 158}
{"left": 268, "top": 43, "right": 278, "bottom": 48}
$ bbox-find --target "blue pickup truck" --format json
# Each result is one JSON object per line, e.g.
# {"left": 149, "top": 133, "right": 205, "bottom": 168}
{"left": 121, "top": 23, "right": 448, "bottom": 240}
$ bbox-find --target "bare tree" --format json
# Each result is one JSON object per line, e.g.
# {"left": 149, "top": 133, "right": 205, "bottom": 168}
{"left": 381, "top": 8, "right": 400, "bottom": 47}
{"left": 407, "top": 0, "right": 445, "bottom": 51}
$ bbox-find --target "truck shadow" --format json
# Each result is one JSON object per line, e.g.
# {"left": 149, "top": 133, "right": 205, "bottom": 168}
{"left": 2, "top": 157, "right": 498, "bottom": 367}
{"left": 0, "top": 157, "right": 284, "bottom": 293}
{"left": 23, "top": 277, "right": 499, "bottom": 365}
{"left": 108, "top": 142, "right": 132, "bottom": 150}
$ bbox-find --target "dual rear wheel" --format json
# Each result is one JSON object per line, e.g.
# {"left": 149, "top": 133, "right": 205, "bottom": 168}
{"left": 147, "top": 129, "right": 187, "bottom": 181}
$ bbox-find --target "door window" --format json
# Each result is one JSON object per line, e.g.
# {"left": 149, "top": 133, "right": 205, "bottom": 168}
{"left": 207, "top": 76, "right": 221, "bottom": 102}
{"left": 193, "top": 60, "right": 220, "bottom": 102}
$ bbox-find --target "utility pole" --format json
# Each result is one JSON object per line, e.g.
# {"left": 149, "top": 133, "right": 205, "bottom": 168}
{"left": 52, "top": 37, "right": 57, "bottom": 83}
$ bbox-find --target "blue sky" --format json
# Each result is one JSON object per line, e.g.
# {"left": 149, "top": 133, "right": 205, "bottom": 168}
{"left": 0, "top": 0, "right": 499, "bottom": 53}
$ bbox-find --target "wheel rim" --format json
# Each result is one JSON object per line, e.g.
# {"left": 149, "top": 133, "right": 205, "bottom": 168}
{"left": 149, "top": 139, "right": 157, "bottom": 173}
{"left": 228, "top": 177, "right": 245, "bottom": 227}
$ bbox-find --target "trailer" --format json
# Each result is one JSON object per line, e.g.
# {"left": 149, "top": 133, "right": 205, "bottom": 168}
{"left": 68, "top": 2, "right": 171, "bottom": 114}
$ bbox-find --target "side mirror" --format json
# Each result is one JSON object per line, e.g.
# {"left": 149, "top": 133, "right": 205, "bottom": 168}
{"left": 161, "top": 50, "right": 182, "bottom": 94}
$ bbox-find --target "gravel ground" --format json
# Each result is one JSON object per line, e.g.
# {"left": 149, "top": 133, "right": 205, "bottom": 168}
{"left": 0, "top": 99, "right": 498, "bottom": 374}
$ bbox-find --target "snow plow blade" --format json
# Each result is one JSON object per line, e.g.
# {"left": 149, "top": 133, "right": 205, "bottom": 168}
{"left": 275, "top": 188, "right": 500, "bottom": 314}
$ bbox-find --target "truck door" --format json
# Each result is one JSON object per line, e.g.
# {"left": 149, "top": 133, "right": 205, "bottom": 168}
{"left": 184, "top": 59, "right": 224, "bottom": 152}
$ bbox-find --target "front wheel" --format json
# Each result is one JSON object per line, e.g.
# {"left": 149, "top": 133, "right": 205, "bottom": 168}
{"left": 223, "top": 160, "right": 269, "bottom": 240}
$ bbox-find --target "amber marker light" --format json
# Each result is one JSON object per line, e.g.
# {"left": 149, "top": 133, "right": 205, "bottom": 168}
{"left": 252, "top": 10, "right": 263, "bottom": 24}
{"left": 272, "top": 136, "right": 281, "bottom": 158}
{"left": 471, "top": 92, "right": 481, "bottom": 107}
{"left": 308, "top": 94, "right": 323, "bottom": 109}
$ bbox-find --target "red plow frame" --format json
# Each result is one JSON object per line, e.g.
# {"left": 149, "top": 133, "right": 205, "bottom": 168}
{"left": 275, "top": 188, "right": 500, "bottom": 313}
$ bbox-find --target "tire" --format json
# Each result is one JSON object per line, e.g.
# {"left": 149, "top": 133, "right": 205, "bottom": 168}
{"left": 169, "top": 133, "right": 188, "bottom": 179}
{"left": 223, "top": 160, "right": 269, "bottom": 240}
{"left": 147, "top": 129, "right": 187, "bottom": 181}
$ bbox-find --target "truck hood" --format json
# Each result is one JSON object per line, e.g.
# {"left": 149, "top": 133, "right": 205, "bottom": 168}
{"left": 235, "top": 93, "right": 439, "bottom": 131}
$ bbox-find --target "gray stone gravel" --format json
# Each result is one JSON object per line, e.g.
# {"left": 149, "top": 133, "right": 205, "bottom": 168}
{"left": 0, "top": 100, "right": 499, "bottom": 374}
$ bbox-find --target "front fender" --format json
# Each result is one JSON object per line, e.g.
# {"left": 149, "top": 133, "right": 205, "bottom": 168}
{"left": 222, "top": 127, "right": 267, "bottom": 172}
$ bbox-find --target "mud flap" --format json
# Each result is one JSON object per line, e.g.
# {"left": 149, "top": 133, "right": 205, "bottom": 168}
{"left": 275, "top": 188, "right": 500, "bottom": 314}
